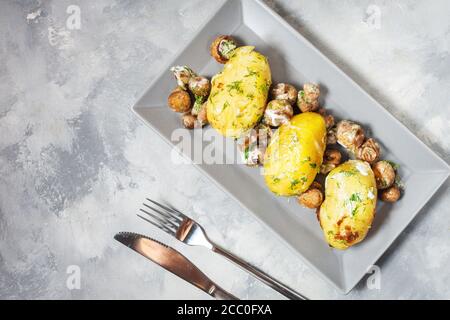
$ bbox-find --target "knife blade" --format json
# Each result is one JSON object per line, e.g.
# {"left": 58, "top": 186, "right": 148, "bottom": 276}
{"left": 114, "top": 232, "right": 237, "bottom": 300}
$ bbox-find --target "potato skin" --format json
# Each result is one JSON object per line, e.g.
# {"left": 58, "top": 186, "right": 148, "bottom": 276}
{"left": 263, "top": 112, "right": 326, "bottom": 196}
{"left": 206, "top": 46, "right": 272, "bottom": 138}
{"left": 318, "top": 160, "right": 377, "bottom": 250}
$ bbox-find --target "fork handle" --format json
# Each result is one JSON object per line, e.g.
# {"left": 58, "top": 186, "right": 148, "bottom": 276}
{"left": 212, "top": 245, "right": 308, "bottom": 300}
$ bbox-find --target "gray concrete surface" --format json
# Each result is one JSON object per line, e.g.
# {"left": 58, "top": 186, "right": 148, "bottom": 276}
{"left": 0, "top": 0, "right": 449, "bottom": 299}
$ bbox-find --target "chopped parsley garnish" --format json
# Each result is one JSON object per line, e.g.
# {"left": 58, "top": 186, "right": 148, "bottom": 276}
{"left": 259, "top": 82, "right": 269, "bottom": 94}
{"left": 299, "top": 90, "right": 305, "bottom": 99}
{"left": 349, "top": 193, "right": 362, "bottom": 202}
{"left": 227, "top": 81, "right": 243, "bottom": 95}
{"left": 301, "top": 176, "right": 308, "bottom": 183}
{"left": 244, "top": 147, "right": 249, "bottom": 160}
{"left": 348, "top": 193, "right": 362, "bottom": 216}
{"left": 272, "top": 177, "right": 281, "bottom": 184}
{"left": 290, "top": 179, "right": 301, "bottom": 189}
{"left": 208, "top": 90, "right": 219, "bottom": 102}
{"left": 309, "top": 163, "right": 317, "bottom": 169}
{"left": 290, "top": 135, "right": 299, "bottom": 143}
{"left": 300, "top": 156, "right": 311, "bottom": 164}
{"left": 193, "top": 95, "right": 205, "bottom": 114}
{"left": 222, "top": 101, "right": 230, "bottom": 111}
{"left": 341, "top": 169, "right": 358, "bottom": 177}
{"left": 244, "top": 68, "right": 258, "bottom": 78}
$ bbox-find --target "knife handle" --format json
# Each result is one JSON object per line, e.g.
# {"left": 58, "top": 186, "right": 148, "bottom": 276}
{"left": 209, "top": 285, "right": 238, "bottom": 300}
{"left": 212, "top": 244, "right": 307, "bottom": 300}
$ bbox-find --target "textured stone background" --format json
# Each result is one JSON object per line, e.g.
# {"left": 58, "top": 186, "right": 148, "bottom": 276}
{"left": 0, "top": 0, "right": 449, "bottom": 299}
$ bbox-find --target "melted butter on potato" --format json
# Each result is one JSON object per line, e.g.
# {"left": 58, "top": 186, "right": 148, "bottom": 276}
{"left": 264, "top": 112, "right": 326, "bottom": 196}
{"left": 207, "top": 46, "right": 272, "bottom": 137}
{"left": 318, "top": 160, "right": 377, "bottom": 250}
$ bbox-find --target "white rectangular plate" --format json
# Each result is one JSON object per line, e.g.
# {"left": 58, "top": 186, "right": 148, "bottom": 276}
{"left": 132, "top": 0, "right": 450, "bottom": 293}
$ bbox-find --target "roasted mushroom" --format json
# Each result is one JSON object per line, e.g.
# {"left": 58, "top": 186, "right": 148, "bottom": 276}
{"left": 325, "top": 149, "right": 342, "bottom": 165}
{"left": 320, "top": 149, "right": 342, "bottom": 174}
{"left": 372, "top": 160, "right": 396, "bottom": 189}
{"left": 263, "top": 99, "right": 293, "bottom": 127}
{"left": 188, "top": 76, "right": 211, "bottom": 97}
{"left": 196, "top": 102, "right": 208, "bottom": 127}
{"left": 210, "top": 35, "right": 237, "bottom": 64}
{"left": 271, "top": 83, "right": 298, "bottom": 105}
{"left": 380, "top": 185, "right": 401, "bottom": 202}
{"left": 238, "top": 123, "right": 273, "bottom": 167}
{"left": 357, "top": 138, "right": 381, "bottom": 164}
{"left": 297, "top": 83, "right": 320, "bottom": 112}
{"left": 168, "top": 88, "right": 192, "bottom": 113}
{"left": 326, "top": 128, "right": 337, "bottom": 145}
{"left": 170, "top": 66, "right": 196, "bottom": 90}
{"left": 318, "top": 108, "right": 335, "bottom": 129}
{"left": 297, "top": 182, "right": 324, "bottom": 209}
{"left": 336, "top": 120, "right": 365, "bottom": 152}
{"left": 182, "top": 113, "right": 196, "bottom": 129}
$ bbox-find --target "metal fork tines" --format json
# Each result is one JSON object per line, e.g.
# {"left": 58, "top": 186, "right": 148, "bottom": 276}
{"left": 138, "top": 197, "right": 308, "bottom": 300}
{"left": 138, "top": 199, "right": 184, "bottom": 236}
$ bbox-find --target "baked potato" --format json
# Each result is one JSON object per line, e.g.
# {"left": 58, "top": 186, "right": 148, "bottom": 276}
{"left": 263, "top": 112, "right": 326, "bottom": 196}
{"left": 207, "top": 46, "right": 272, "bottom": 137}
{"left": 318, "top": 160, "right": 377, "bottom": 250}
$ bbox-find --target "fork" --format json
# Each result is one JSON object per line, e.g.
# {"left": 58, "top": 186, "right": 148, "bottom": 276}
{"left": 137, "top": 198, "right": 308, "bottom": 300}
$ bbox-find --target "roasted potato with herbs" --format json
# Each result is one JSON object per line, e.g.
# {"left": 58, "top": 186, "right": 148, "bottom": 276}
{"left": 318, "top": 160, "right": 377, "bottom": 250}
{"left": 264, "top": 112, "right": 327, "bottom": 196}
{"left": 207, "top": 46, "right": 272, "bottom": 137}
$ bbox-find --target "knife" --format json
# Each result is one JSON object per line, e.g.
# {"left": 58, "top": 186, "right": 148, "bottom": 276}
{"left": 114, "top": 232, "right": 238, "bottom": 300}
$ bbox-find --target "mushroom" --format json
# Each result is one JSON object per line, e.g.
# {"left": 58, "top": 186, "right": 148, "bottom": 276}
{"left": 189, "top": 76, "right": 211, "bottom": 97}
{"left": 297, "top": 83, "right": 320, "bottom": 112}
{"left": 182, "top": 113, "right": 196, "bottom": 129}
{"left": 372, "top": 160, "right": 396, "bottom": 189}
{"left": 263, "top": 99, "right": 293, "bottom": 127}
{"left": 271, "top": 83, "right": 298, "bottom": 105}
{"left": 320, "top": 149, "right": 342, "bottom": 174}
{"left": 336, "top": 120, "right": 365, "bottom": 152}
{"left": 380, "top": 185, "right": 401, "bottom": 202}
{"left": 210, "top": 35, "right": 237, "bottom": 64}
{"left": 168, "top": 88, "right": 192, "bottom": 113}
{"left": 326, "top": 128, "right": 337, "bottom": 145}
{"left": 318, "top": 108, "right": 335, "bottom": 129}
{"left": 196, "top": 102, "right": 208, "bottom": 127}
{"left": 170, "top": 66, "right": 196, "bottom": 90}
{"left": 238, "top": 123, "right": 273, "bottom": 167}
{"left": 357, "top": 138, "right": 381, "bottom": 164}
{"left": 297, "top": 182, "right": 324, "bottom": 209}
